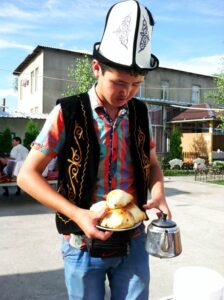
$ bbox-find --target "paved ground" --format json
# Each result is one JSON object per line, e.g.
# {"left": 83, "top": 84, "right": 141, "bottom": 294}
{"left": 0, "top": 176, "right": 224, "bottom": 300}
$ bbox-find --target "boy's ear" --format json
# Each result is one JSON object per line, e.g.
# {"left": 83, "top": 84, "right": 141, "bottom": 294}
{"left": 92, "top": 59, "right": 101, "bottom": 78}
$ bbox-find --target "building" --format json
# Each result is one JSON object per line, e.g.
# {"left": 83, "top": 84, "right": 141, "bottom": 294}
{"left": 0, "top": 110, "right": 47, "bottom": 143}
{"left": 13, "top": 45, "right": 216, "bottom": 114}
{"left": 167, "top": 103, "right": 224, "bottom": 162}
{"left": 13, "top": 45, "right": 87, "bottom": 114}
{"left": 138, "top": 66, "right": 217, "bottom": 156}
{"left": 12, "top": 45, "right": 220, "bottom": 159}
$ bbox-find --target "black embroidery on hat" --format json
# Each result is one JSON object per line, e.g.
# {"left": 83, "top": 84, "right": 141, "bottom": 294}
{"left": 114, "top": 15, "right": 131, "bottom": 49}
{"left": 138, "top": 18, "right": 149, "bottom": 53}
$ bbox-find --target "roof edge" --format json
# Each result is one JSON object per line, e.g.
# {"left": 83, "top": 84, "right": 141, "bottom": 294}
{"left": 13, "top": 45, "right": 92, "bottom": 75}
{"left": 13, "top": 45, "right": 215, "bottom": 79}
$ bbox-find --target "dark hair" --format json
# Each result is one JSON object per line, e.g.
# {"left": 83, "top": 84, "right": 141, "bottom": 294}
{"left": 13, "top": 137, "right": 22, "bottom": 144}
{"left": 98, "top": 61, "right": 148, "bottom": 77}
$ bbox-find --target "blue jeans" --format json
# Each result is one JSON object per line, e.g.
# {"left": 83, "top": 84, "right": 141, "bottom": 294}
{"left": 61, "top": 230, "right": 150, "bottom": 300}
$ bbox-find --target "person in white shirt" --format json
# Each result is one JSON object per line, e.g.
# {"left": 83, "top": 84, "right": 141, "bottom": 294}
{"left": 10, "top": 138, "right": 29, "bottom": 162}
{"left": 0, "top": 137, "right": 28, "bottom": 196}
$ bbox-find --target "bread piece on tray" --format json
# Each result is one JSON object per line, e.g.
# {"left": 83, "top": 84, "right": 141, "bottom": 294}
{"left": 100, "top": 208, "right": 135, "bottom": 229}
{"left": 106, "top": 189, "right": 133, "bottom": 209}
{"left": 125, "top": 202, "right": 147, "bottom": 223}
{"left": 90, "top": 190, "right": 147, "bottom": 229}
{"left": 90, "top": 201, "right": 108, "bottom": 212}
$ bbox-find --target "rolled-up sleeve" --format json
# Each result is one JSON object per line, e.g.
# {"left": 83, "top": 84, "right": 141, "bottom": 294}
{"left": 32, "top": 104, "right": 65, "bottom": 158}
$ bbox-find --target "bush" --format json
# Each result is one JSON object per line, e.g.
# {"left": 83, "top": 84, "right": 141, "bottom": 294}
{"left": 0, "top": 128, "right": 12, "bottom": 156}
{"left": 23, "top": 120, "right": 39, "bottom": 150}
{"left": 160, "top": 156, "right": 170, "bottom": 170}
{"left": 182, "top": 162, "right": 194, "bottom": 170}
{"left": 212, "top": 160, "right": 224, "bottom": 170}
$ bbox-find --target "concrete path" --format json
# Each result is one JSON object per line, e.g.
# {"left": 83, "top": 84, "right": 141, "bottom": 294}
{"left": 0, "top": 177, "right": 223, "bottom": 300}
{"left": 150, "top": 176, "right": 224, "bottom": 299}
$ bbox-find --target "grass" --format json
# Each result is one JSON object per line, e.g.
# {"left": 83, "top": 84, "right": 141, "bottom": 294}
{"left": 163, "top": 168, "right": 224, "bottom": 185}
{"left": 207, "top": 180, "right": 224, "bottom": 185}
{"left": 163, "top": 169, "right": 194, "bottom": 176}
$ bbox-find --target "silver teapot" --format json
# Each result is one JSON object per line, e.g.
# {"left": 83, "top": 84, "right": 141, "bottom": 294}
{"left": 145, "top": 211, "right": 182, "bottom": 258}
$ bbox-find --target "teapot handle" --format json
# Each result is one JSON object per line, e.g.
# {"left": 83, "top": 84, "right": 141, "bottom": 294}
{"left": 157, "top": 208, "right": 168, "bottom": 221}
{"left": 145, "top": 208, "right": 168, "bottom": 222}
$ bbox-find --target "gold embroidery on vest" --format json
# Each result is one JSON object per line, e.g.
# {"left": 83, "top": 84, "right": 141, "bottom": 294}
{"left": 56, "top": 98, "right": 91, "bottom": 227}
{"left": 132, "top": 101, "right": 150, "bottom": 193}
{"left": 66, "top": 102, "right": 90, "bottom": 206}
{"left": 56, "top": 181, "right": 72, "bottom": 224}
{"left": 57, "top": 180, "right": 65, "bottom": 193}
{"left": 56, "top": 212, "right": 71, "bottom": 224}
{"left": 137, "top": 127, "right": 150, "bottom": 184}
{"left": 79, "top": 101, "right": 90, "bottom": 200}
{"left": 67, "top": 121, "right": 83, "bottom": 201}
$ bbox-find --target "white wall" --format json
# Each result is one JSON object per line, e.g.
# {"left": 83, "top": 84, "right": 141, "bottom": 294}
{"left": 17, "top": 53, "right": 44, "bottom": 113}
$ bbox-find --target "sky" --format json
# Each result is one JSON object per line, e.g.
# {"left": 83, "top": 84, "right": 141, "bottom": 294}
{"left": 0, "top": 0, "right": 223, "bottom": 111}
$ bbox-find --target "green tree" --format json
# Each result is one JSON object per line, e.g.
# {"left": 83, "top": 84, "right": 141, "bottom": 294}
{"left": 215, "top": 67, "right": 224, "bottom": 132}
{"left": 0, "top": 128, "right": 12, "bottom": 156}
{"left": 161, "top": 127, "right": 183, "bottom": 170}
{"left": 23, "top": 120, "right": 39, "bottom": 150}
{"left": 206, "top": 58, "right": 224, "bottom": 132}
{"left": 63, "top": 54, "right": 95, "bottom": 96}
{"left": 209, "top": 59, "right": 224, "bottom": 105}
{"left": 168, "top": 127, "right": 183, "bottom": 160}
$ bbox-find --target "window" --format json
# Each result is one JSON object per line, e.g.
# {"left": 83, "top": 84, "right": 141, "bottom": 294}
{"left": 20, "top": 80, "right": 23, "bottom": 100}
{"left": 136, "top": 81, "right": 145, "bottom": 98}
{"left": 161, "top": 80, "right": 169, "bottom": 100}
{"left": 35, "top": 67, "right": 39, "bottom": 92}
{"left": 31, "top": 71, "right": 35, "bottom": 94}
{"left": 30, "top": 68, "right": 39, "bottom": 94}
{"left": 31, "top": 106, "right": 39, "bottom": 113}
{"left": 192, "top": 85, "right": 200, "bottom": 103}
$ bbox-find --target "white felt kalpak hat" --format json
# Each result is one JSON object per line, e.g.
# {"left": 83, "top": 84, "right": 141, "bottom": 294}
{"left": 93, "top": 0, "right": 159, "bottom": 71}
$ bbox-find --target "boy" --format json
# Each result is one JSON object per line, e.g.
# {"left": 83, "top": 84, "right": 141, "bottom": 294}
{"left": 18, "top": 1, "right": 171, "bottom": 299}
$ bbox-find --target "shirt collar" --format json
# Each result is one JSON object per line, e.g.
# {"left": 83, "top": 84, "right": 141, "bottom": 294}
{"left": 88, "top": 84, "right": 103, "bottom": 112}
{"left": 88, "top": 84, "right": 128, "bottom": 113}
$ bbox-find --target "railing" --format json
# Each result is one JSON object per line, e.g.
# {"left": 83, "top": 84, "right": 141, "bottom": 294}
{"left": 194, "top": 166, "right": 224, "bottom": 182}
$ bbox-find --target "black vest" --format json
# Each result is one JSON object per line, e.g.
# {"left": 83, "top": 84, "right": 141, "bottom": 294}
{"left": 55, "top": 93, "right": 150, "bottom": 234}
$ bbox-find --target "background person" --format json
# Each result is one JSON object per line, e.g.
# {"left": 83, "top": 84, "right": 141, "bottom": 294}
{"left": 0, "top": 137, "right": 28, "bottom": 196}
{"left": 17, "top": 1, "right": 172, "bottom": 299}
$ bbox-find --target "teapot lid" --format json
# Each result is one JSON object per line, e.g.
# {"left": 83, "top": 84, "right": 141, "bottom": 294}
{"left": 152, "top": 212, "right": 176, "bottom": 228}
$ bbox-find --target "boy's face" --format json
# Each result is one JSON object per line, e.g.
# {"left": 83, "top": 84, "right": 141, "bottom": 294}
{"left": 92, "top": 60, "right": 144, "bottom": 108}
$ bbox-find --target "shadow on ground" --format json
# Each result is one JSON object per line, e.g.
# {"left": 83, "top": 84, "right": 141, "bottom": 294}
{"left": 164, "top": 186, "right": 190, "bottom": 197}
{"left": 0, "top": 188, "right": 52, "bottom": 217}
{"left": 0, "top": 269, "right": 67, "bottom": 300}
{"left": 0, "top": 268, "right": 111, "bottom": 300}
{"left": 0, "top": 186, "right": 191, "bottom": 217}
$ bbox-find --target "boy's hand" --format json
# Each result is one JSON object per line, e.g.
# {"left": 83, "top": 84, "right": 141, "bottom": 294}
{"left": 143, "top": 197, "right": 172, "bottom": 219}
{"left": 74, "top": 207, "right": 113, "bottom": 240}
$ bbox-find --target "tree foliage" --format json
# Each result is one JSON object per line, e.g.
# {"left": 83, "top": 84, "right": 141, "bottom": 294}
{"left": 63, "top": 54, "right": 95, "bottom": 96}
{"left": 23, "top": 120, "right": 40, "bottom": 150}
{"left": 0, "top": 128, "right": 12, "bottom": 156}
{"left": 215, "top": 65, "right": 224, "bottom": 132}
{"left": 209, "top": 59, "right": 224, "bottom": 105}
{"left": 168, "top": 127, "right": 183, "bottom": 160}
{"left": 206, "top": 58, "right": 224, "bottom": 132}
